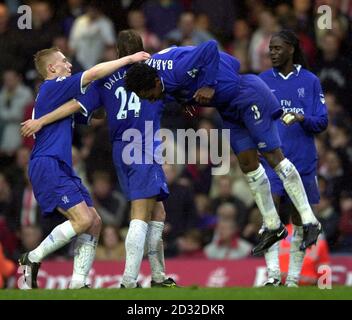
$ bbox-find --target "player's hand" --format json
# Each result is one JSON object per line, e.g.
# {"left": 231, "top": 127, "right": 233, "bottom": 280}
{"left": 20, "top": 119, "right": 43, "bottom": 137}
{"left": 193, "top": 87, "right": 215, "bottom": 105}
{"left": 281, "top": 112, "right": 304, "bottom": 126}
{"left": 129, "top": 51, "right": 151, "bottom": 64}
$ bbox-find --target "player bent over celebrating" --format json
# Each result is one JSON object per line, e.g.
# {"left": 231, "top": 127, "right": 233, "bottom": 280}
{"left": 19, "top": 46, "right": 150, "bottom": 289}
{"left": 124, "top": 40, "right": 322, "bottom": 255}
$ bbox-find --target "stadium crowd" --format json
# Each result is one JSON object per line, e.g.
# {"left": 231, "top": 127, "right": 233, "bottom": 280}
{"left": 0, "top": 0, "right": 352, "bottom": 286}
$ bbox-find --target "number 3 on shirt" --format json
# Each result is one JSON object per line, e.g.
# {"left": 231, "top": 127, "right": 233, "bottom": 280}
{"left": 251, "top": 105, "right": 261, "bottom": 120}
{"left": 115, "top": 86, "right": 141, "bottom": 119}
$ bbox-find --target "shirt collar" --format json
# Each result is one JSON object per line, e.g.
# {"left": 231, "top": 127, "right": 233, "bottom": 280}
{"left": 272, "top": 64, "right": 302, "bottom": 80}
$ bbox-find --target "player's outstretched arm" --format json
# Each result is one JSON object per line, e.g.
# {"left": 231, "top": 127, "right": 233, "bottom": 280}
{"left": 21, "top": 99, "right": 81, "bottom": 137}
{"left": 82, "top": 51, "right": 151, "bottom": 86}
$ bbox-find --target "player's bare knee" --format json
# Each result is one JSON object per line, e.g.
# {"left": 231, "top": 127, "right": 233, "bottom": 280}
{"left": 152, "top": 204, "right": 166, "bottom": 222}
{"left": 77, "top": 212, "right": 94, "bottom": 232}
{"left": 262, "top": 148, "right": 285, "bottom": 168}
{"left": 239, "top": 159, "right": 259, "bottom": 173}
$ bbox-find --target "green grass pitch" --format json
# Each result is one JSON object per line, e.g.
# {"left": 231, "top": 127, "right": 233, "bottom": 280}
{"left": 0, "top": 286, "right": 351, "bottom": 300}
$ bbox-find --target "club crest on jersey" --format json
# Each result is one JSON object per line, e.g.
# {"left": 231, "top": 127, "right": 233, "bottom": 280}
{"left": 62, "top": 195, "right": 70, "bottom": 204}
{"left": 297, "top": 87, "right": 305, "bottom": 98}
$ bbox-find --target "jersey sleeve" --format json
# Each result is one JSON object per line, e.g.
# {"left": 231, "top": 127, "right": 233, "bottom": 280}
{"left": 53, "top": 71, "right": 88, "bottom": 100}
{"left": 74, "top": 82, "right": 102, "bottom": 124}
{"left": 75, "top": 82, "right": 102, "bottom": 115}
{"left": 174, "top": 40, "right": 220, "bottom": 88}
{"left": 300, "top": 77, "right": 328, "bottom": 134}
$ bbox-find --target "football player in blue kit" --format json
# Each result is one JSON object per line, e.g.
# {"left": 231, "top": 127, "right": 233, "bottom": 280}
{"left": 20, "top": 30, "right": 176, "bottom": 289}
{"left": 259, "top": 30, "right": 328, "bottom": 287}
{"left": 124, "top": 39, "right": 322, "bottom": 255}
{"left": 18, "top": 45, "right": 150, "bottom": 289}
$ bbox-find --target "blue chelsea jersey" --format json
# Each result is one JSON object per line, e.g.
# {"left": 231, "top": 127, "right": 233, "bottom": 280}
{"left": 146, "top": 40, "right": 242, "bottom": 110}
{"left": 259, "top": 66, "right": 328, "bottom": 174}
{"left": 76, "top": 66, "right": 164, "bottom": 145}
{"left": 31, "top": 72, "right": 88, "bottom": 167}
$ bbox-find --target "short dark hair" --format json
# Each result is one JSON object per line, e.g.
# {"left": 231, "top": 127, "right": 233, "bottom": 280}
{"left": 125, "top": 63, "right": 159, "bottom": 93}
{"left": 117, "top": 29, "right": 144, "bottom": 58}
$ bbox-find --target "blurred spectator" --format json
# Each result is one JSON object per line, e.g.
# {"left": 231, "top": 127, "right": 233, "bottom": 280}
{"left": 165, "top": 12, "right": 213, "bottom": 47}
{"left": 143, "top": 0, "right": 183, "bottom": 40}
{"left": 293, "top": 0, "right": 315, "bottom": 39}
{"left": 127, "top": 9, "right": 161, "bottom": 53}
{"left": 57, "top": 0, "right": 86, "bottom": 37}
{"left": 72, "top": 146, "right": 90, "bottom": 191}
{"left": 279, "top": 224, "right": 330, "bottom": 285}
{"left": 0, "top": 173, "right": 12, "bottom": 223}
{"left": 162, "top": 164, "right": 198, "bottom": 257}
{"left": 191, "top": 0, "right": 237, "bottom": 42}
{"left": 85, "top": 124, "right": 116, "bottom": 184}
{"left": 0, "top": 70, "right": 33, "bottom": 155}
{"left": 211, "top": 176, "right": 248, "bottom": 230}
{"left": 242, "top": 206, "right": 262, "bottom": 245}
{"left": 210, "top": 153, "right": 254, "bottom": 208}
{"left": 13, "top": 225, "right": 43, "bottom": 261}
{"left": 194, "top": 193, "right": 216, "bottom": 244}
{"left": 176, "top": 229, "right": 205, "bottom": 259}
{"left": 6, "top": 146, "right": 30, "bottom": 192}
{"left": 314, "top": 32, "right": 352, "bottom": 111}
{"left": 0, "top": 173, "right": 17, "bottom": 256}
{"left": 327, "top": 122, "right": 352, "bottom": 159}
{"left": 10, "top": 167, "right": 41, "bottom": 232}
{"left": 180, "top": 146, "right": 213, "bottom": 195}
{"left": 319, "top": 149, "right": 352, "bottom": 203}
{"left": 95, "top": 225, "right": 125, "bottom": 260}
{"left": 91, "top": 171, "right": 127, "bottom": 228}
{"left": 324, "top": 91, "right": 347, "bottom": 123}
{"left": 249, "top": 10, "right": 280, "bottom": 73}
{"left": 337, "top": 193, "right": 352, "bottom": 253}
{"left": 226, "top": 19, "right": 251, "bottom": 73}
{"left": 204, "top": 203, "right": 252, "bottom": 259}
{"left": 0, "top": 243, "right": 15, "bottom": 288}
{"left": 315, "top": 192, "right": 339, "bottom": 249}
{"left": 69, "top": 2, "right": 115, "bottom": 69}
{"left": 0, "top": 4, "right": 24, "bottom": 75}
{"left": 194, "top": 194, "right": 216, "bottom": 230}
{"left": 20, "top": 0, "right": 61, "bottom": 80}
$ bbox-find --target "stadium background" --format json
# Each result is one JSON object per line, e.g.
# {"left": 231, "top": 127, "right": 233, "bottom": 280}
{"left": 0, "top": 0, "right": 352, "bottom": 289}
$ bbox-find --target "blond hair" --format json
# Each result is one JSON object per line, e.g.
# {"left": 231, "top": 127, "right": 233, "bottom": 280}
{"left": 34, "top": 47, "right": 61, "bottom": 79}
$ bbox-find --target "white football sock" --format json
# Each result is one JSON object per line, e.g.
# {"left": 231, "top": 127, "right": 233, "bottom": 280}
{"left": 264, "top": 241, "right": 281, "bottom": 281}
{"left": 122, "top": 219, "right": 148, "bottom": 288}
{"left": 146, "top": 221, "right": 166, "bottom": 283}
{"left": 275, "top": 158, "right": 318, "bottom": 225}
{"left": 287, "top": 225, "right": 305, "bottom": 285}
{"left": 28, "top": 220, "right": 77, "bottom": 263}
{"left": 69, "top": 234, "right": 98, "bottom": 289}
{"left": 246, "top": 164, "right": 281, "bottom": 229}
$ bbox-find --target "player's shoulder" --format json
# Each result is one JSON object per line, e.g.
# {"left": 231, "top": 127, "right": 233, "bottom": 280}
{"left": 258, "top": 69, "right": 275, "bottom": 80}
{"left": 298, "top": 67, "right": 320, "bottom": 82}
